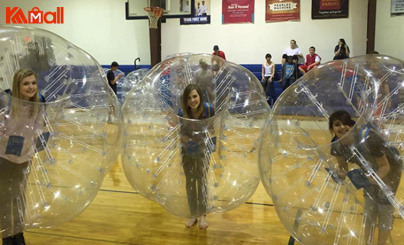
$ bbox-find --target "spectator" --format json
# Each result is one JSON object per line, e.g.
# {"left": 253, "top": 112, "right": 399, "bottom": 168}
{"left": 211, "top": 45, "right": 226, "bottom": 75}
{"left": 280, "top": 56, "right": 298, "bottom": 92}
{"left": 333, "top": 38, "right": 350, "bottom": 60}
{"left": 282, "top": 39, "right": 303, "bottom": 65}
{"left": 212, "top": 45, "right": 226, "bottom": 60}
{"left": 261, "top": 53, "right": 276, "bottom": 106}
{"left": 299, "top": 46, "right": 321, "bottom": 75}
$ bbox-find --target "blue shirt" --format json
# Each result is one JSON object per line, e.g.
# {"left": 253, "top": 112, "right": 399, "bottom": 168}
{"left": 284, "top": 63, "right": 295, "bottom": 78}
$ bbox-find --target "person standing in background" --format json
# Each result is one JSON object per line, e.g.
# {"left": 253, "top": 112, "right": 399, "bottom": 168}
{"left": 107, "top": 61, "right": 122, "bottom": 95}
{"left": 211, "top": 45, "right": 226, "bottom": 75}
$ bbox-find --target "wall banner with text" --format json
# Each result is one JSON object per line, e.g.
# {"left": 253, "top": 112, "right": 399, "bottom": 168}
{"left": 391, "top": 0, "right": 404, "bottom": 15}
{"left": 181, "top": 0, "right": 211, "bottom": 25}
{"left": 312, "top": 0, "right": 349, "bottom": 19}
{"left": 222, "top": 0, "right": 254, "bottom": 24}
{"left": 265, "top": 0, "right": 300, "bottom": 22}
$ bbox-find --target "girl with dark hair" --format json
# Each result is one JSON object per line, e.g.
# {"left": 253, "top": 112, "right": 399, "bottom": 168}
{"left": 178, "top": 84, "right": 214, "bottom": 229}
{"left": 329, "top": 110, "right": 402, "bottom": 245}
{"left": 333, "top": 38, "right": 350, "bottom": 60}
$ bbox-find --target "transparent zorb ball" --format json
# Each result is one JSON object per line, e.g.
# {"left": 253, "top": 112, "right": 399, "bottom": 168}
{"left": 122, "top": 54, "right": 270, "bottom": 218}
{"left": 119, "top": 68, "right": 149, "bottom": 103}
{"left": 259, "top": 55, "right": 404, "bottom": 244}
{"left": 0, "top": 25, "right": 122, "bottom": 236}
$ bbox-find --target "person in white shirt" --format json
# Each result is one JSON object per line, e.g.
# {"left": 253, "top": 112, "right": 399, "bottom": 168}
{"left": 261, "top": 53, "right": 276, "bottom": 106}
{"left": 282, "top": 39, "right": 303, "bottom": 65}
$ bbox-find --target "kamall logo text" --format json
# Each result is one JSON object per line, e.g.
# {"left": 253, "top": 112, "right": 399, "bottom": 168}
{"left": 6, "top": 7, "right": 64, "bottom": 24}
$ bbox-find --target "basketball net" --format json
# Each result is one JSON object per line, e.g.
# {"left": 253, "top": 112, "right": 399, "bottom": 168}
{"left": 144, "top": 7, "right": 163, "bottom": 29}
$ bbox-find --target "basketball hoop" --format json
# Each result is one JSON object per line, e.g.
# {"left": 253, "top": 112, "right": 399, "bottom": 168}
{"left": 144, "top": 7, "right": 163, "bottom": 29}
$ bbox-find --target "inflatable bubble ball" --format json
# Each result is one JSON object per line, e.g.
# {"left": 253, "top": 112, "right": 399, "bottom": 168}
{"left": 0, "top": 25, "right": 122, "bottom": 237}
{"left": 259, "top": 55, "right": 404, "bottom": 245}
{"left": 119, "top": 68, "right": 149, "bottom": 104}
{"left": 122, "top": 54, "right": 271, "bottom": 218}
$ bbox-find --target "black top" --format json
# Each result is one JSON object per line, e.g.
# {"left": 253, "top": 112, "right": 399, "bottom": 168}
{"left": 107, "top": 70, "right": 117, "bottom": 94}
{"left": 333, "top": 45, "right": 350, "bottom": 60}
{"left": 331, "top": 125, "right": 402, "bottom": 191}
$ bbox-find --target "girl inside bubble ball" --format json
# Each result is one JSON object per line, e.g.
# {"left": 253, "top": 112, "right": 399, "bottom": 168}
{"left": 329, "top": 110, "right": 402, "bottom": 245}
{"left": 178, "top": 83, "right": 215, "bottom": 229}
{"left": 0, "top": 69, "right": 46, "bottom": 245}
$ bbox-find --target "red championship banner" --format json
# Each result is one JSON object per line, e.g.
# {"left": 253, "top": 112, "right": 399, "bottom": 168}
{"left": 265, "top": 0, "right": 300, "bottom": 22}
{"left": 222, "top": 0, "right": 254, "bottom": 24}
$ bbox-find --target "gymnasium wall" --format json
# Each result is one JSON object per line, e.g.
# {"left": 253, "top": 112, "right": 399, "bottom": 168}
{"left": 162, "top": 0, "right": 367, "bottom": 64}
{"left": 375, "top": 1, "right": 404, "bottom": 60}
{"left": 0, "top": 0, "right": 401, "bottom": 66}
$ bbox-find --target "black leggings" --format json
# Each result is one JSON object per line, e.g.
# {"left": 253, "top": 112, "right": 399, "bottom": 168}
{"left": 182, "top": 153, "right": 209, "bottom": 217}
{"left": 0, "top": 158, "right": 29, "bottom": 238}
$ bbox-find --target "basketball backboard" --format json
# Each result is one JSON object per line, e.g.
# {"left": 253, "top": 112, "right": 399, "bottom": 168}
{"left": 126, "top": 0, "right": 195, "bottom": 19}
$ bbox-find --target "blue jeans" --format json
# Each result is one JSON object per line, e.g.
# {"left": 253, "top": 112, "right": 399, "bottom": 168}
{"left": 282, "top": 77, "right": 296, "bottom": 91}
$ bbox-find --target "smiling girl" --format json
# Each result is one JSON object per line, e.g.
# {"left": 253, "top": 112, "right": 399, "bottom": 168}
{"left": 178, "top": 84, "right": 214, "bottom": 229}
{"left": 329, "top": 110, "right": 402, "bottom": 245}
{"left": 0, "top": 69, "right": 46, "bottom": 245}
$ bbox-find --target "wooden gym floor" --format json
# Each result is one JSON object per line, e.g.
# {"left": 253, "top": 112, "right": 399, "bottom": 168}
{"left": 23, "top": 117, "right": 404, "bottom": 244}
{"left": 24, "top": 157, "right": 292, "bottom": 245}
